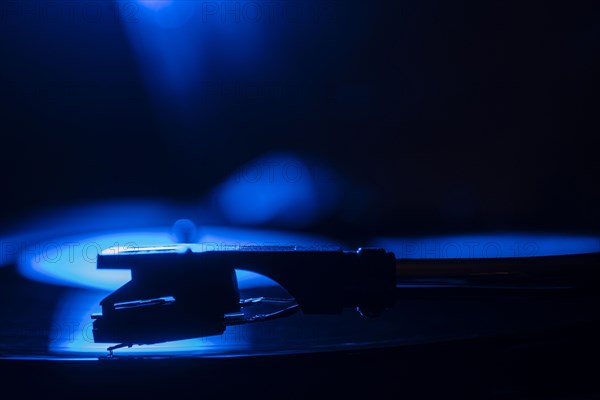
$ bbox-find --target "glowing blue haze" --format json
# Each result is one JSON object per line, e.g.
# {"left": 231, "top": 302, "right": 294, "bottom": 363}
{"left": 373, "top": 234, "right": 600, "bottom": 259}
{"left": 117, "top": 0, "right": 266, "bottom": 106}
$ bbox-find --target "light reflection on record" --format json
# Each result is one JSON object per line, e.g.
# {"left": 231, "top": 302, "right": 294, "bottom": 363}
{"left": 17, "top": 226, "right": 336, "bottom": 291}
{"left": 7, "top": 231, "right": 600, "bottom": 360}
{"left": 372, "top": 233, "right": 600, "bottom": 258}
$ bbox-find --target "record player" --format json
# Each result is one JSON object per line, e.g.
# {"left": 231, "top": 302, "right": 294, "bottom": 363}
{"left": 2, "top": 0, "right": 600, "bottom": 398}
{"left": 2, "top": 207, "right": 600, "bottom": 398}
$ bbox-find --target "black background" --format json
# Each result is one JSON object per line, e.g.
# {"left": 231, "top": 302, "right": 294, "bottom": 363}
{"left": 1, "top": 0, "right": 599, "bottom": 239}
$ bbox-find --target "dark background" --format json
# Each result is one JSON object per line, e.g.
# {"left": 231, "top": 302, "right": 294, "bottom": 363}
{"left": 1, "top": 0, "right": 599, "bottom": 240}
{"left": 1, "top": 2, "right": 600, "bottom": 397}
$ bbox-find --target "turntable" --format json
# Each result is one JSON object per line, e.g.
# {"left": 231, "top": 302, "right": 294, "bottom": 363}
{"left": 2, "top": 0, "right": 600, "bottom": 398}
{"left": 1, "top": 200, "right": 600, "bottom": 398}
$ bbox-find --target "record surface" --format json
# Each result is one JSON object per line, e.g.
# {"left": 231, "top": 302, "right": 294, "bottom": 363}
{"left": 1, "top": 205, "right": 599, "bottom": 360}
